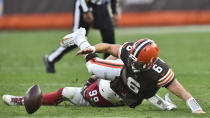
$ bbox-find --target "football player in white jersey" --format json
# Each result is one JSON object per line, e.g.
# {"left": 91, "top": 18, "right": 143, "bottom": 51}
{"left": 60, "top": 27, "right": 205, "bottom": 114}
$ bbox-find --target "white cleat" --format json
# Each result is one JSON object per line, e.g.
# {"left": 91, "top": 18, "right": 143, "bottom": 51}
{"left": 61, "top": 31, "right": 78, "bottom": 48}
{"left": 61, "top": 27, "right": 87, "bottom": 48}
{"left": 2, "top": 95, "right": 24, "bottom": 105}
{"left": 164, "top": 100, "right": 177, "bottom": 110}
{"left": 164, "top": 93, "right": 177, "bottom": 110}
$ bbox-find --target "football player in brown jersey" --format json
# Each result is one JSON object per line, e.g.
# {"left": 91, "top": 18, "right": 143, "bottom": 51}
{"left": 61, "top": 28, "right": 205, "bottom": 114}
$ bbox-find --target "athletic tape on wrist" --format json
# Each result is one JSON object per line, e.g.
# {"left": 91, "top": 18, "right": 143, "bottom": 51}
{"left": 89, "top": 46, "right": 96, "bottom": 53}
{"left": 186, "top": 97, "right": 202, "bottom": 113}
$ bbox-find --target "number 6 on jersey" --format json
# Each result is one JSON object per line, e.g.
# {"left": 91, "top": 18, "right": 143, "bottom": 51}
{"left": 127, "top": 77, "right": 140, "bottom": 94}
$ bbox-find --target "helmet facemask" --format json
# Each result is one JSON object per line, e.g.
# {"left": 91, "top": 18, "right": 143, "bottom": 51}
{"left": 129, "top": 54, "right": 149, "bottom": 71}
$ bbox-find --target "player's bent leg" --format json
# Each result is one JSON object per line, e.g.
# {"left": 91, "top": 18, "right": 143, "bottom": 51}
{"left": 85, "top": 54, "right": 123, "bottom": 80}
{"left": 2, "top": 95, "right": 24, "bottom": 105}
{"left": 62, "top": 87, "right": 90, "bottom": 106}
{"left": 42, "top": 88, "right": 64, "bottom": 105}
{"left": 44, "top": 55, "right": 55, "bottom": 73}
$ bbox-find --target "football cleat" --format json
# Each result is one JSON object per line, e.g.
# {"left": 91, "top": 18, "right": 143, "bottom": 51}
{"left": 61, "top": 27, "right": 87, "bottom": 48}
{"left": 43, "top": 55, "right": 55, "bottom": 73}
{"left": 165, "top": 93, "right": 171, "bottom": 102}
{"left": 2, "top": 95, "right": 24, "bottom": 105}
{"left": 61, "top": 31, "right": 78, "bottom": 48}
{"left": 164, "top": 93, "right": 177, "bottom": 110}
{"left": 147, "top": 94, "right": 176, "bottom": 111}
{"left": 164, "top": 102, "right": 177, "bottom": 110}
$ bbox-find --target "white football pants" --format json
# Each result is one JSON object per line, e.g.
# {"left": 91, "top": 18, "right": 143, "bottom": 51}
{"left": 62, "top": 87, "right": 90, "bottom": 106}
{"left": 86, "top": 57, "right": 124, "bottom": 81}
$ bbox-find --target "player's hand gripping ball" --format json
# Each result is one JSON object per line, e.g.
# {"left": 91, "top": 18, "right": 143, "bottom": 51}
{"left": 23, "top": 84, "right": 42, "bottom": 114}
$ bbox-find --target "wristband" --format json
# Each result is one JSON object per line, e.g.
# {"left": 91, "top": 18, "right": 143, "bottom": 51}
{"left": 186, "top": 97, "right": 202, "bottom": 113}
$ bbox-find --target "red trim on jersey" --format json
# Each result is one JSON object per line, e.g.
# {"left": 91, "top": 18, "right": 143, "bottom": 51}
{"left": 160, "top": 70, "right": 172, "bottom": 82}
{"left": 159, "top": 73, "right": 174, "bottom": 87}
{"left": 158, "top": 69, "right": 174, "bottom": 87}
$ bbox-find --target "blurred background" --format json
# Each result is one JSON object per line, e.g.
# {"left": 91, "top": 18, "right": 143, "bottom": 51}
{"left": 1, "top": 0, "right": 210, "bottom": 29}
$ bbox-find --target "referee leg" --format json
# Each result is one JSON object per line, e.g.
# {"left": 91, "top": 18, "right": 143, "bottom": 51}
{"left": 44, "top": 0, "right": 90, "bottom": 73}
{"left": 100, "top": 27, "right": 115, "bottom": 58}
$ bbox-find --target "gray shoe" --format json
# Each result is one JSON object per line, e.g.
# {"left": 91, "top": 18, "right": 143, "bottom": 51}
{"left": 43, "top": 55, "right": 55, "bottom": 73}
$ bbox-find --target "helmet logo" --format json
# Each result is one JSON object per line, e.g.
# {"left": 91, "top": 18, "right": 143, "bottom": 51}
{"left": 126, "top": 45, "right": 132, "bottom": 51}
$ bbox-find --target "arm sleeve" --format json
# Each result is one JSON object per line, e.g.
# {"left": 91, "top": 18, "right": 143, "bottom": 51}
{"left": 157, "top": 68, "right": 175, "bottom": 87}
{"left": 110, "top": 0, "right": 118, "bottom": 14}
{"left": 155, "top": 58, "right": 175, "bottom": 88}
{"left": 80, "top": 0, "right": 89, "bottom": 13}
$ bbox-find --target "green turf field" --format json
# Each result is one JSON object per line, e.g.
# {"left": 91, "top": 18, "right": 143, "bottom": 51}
{"left": 0, "top": 25, "right": 210, "bottom": 118}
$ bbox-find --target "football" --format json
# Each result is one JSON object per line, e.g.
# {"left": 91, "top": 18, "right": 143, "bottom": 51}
{"left": 23, "top": 84, "right": 42, "bottom": 114}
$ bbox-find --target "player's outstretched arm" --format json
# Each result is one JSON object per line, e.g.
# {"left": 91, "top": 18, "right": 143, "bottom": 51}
{"left": 76, "top": 43, "right": 121, "bottom": 57}
{"left": 166, "top": 79, "right": 205, "bottom": 114}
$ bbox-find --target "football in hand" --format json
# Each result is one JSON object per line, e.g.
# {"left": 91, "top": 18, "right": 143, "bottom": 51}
{"left": 23, "top": 84, "right": 42, "bottom": 114}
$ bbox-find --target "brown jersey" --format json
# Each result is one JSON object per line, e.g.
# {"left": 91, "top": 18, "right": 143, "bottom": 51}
{"left": 110, "top": 42, "right": 175, "bottom": 108}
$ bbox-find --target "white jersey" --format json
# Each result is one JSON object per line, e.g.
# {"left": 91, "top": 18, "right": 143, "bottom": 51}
{"left": 62, "top": 80, "right": 123, "bottom": 107}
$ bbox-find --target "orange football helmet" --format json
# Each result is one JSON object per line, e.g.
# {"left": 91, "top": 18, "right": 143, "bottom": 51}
{"left": 129, "top": 39, "right": 159, "bottom": 71}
